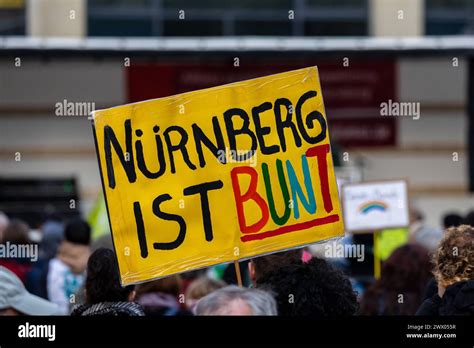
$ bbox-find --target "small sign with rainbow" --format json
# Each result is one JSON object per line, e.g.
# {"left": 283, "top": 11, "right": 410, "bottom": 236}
{"left": 358, "top": 201, "right": 388, "bottom": 214}
{"left": 342, "top": 180, "right": 409, "bottom": 232}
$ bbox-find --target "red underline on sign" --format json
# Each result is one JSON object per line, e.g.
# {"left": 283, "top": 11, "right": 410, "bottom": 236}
{"left": 240, "top": 214, "right": 340, "bottom": 243}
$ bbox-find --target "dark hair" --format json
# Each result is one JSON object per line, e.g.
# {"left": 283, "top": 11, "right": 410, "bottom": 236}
{"left": 64, "top": 218, "right": 91, "bottom": 246}
{"left": 252, "top": 249, "right": 302, "bottom": 284}
{"left": 409, "top": 208, "right": 424, "bottom": 223}
{"left": 85, "top": 248, "right": 134, "bottom": 304}
{"left": 463, "top": 210, "right": 474, "bottom": 227}
{"left": 3, "top": 219, "right": 30, "bottom": 244}
{"left": 135, "top": 275, "right": 183, "bottom": 298}
{"left": 257, "top": 257, "right": 358, "bottom": 316}
{"left": 442, "top": 213, "right": 463, "bottom": 229}
{"left": 360, "top": 244, "right": 432, "bottom": 315}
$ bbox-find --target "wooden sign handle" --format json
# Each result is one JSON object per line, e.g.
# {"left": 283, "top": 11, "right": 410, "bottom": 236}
{"left": 373, "top": 231, "right": 381, "bottom": 279}
{"left": 234, "top": 260, "right": 243, "bottom": 287}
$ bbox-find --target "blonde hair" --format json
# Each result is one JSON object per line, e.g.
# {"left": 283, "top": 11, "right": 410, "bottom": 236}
{"left": 434, "top": 224, "right": 473, "bottom": 288}
{"left": 185, "top": 277, "right": 225, "bottom": 301}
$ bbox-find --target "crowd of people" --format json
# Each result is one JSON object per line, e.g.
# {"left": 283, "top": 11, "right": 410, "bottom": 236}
{"left": 0, "top": 209, "right": 472, "bottom": 316}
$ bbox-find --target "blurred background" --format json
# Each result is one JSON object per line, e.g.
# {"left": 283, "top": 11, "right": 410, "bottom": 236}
{"left": 0, "top": 0, "right": 473, "bottom": 236}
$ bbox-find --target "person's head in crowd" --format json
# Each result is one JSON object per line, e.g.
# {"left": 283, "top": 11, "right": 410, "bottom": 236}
{"left": 135, "top": 275, "right": 190, "bottom": 316}
{"left": 179, "top": 269, "right": 208, "bottom": 294}
{"left": 434, "top": 225, "right": 473, "bottom": 294}
{"left": 257, "top": 257, "right": 358, "bottom": 316}
{"left": 46, "top": 218, "right": 92, "bottom": 314}
{"left": 0, "top": 266, "right": 58, "bottom": 315}
{"left": 195, "top": 285, "right": 277, "bottom": 316}
{"left": 3, "top": 219, "right": 30, "bottom": 245}
{"left": 360, "top": 244, "right": 432, "bottom": 315}
{"left": 463, "top": 210, "right": 474, "bottom": 227}
{"left": 39, "top": 219, "right": 64, "bottom": 261}
{"left": 85, "top": 248, "right": 134, "bottom": 303}
{"left": 0, "top": 219, "right": 32, "bottom": 283}
{"left": 64, "top": 218, "right": 91, "bottom": 246}
{"left": 136, "top": 274, "right": 182, "bottom": 299}
{"left": 409, "top": 208, "right": 424, "bottom": 224}
{"left": 185, "top": 276, "right": 226, "bottom": 311}
{"left": 0, "top": 212, "right": 9, "bottom": 242}
{"left": 442, "top": 213, "right": 463, "bottom": 229}
{"left": 416, "top": 224, "right": 474, "bottom": 316}
{"left": 408, "top": 207, "right": 442, "bottom": 252}
{"left": 71, "top": 248, "right": 144, "bottom": 316}
{"left": 56, "top": 218, "right": 91, "bottom": 274}
{"left": 249, "top": 249, "right": 303, "bottom": 285}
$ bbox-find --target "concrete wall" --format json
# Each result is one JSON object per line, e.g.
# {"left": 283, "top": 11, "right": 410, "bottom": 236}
{"left": 27, "top": 0, "right": 86, "bottom": 37}
{"left": 0, "top": 58, "right": 125, "bottom": 214}
{"left": 369, "top": 0, "right": 424, "bottom": 37}
{"left": 351, "top": 57, "right": 472, "bottom": 228}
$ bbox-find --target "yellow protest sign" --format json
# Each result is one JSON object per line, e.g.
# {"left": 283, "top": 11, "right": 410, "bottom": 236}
{"left": 92, "top": 67, "right": 344, "bottom": 285}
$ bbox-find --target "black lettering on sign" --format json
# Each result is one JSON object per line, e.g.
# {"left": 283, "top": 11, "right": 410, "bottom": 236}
{"left": 183, "top": 180, "right": 224, "bottom": 242}
{"left": 135, "top": 126, "right": 167, "bottom": 179}
{"left": 295, "top": 91, "right": 327, "bottom": 145}
{"left": 133, "top": 201, "right": 148, "bottom": 258}
{"left": 252, "top": 101, "right": 279, "bottom": 155}
{"left": 193, "top": 116, "right": 227, "bottom": 167}
{"left": 224, "top": 108, "right": 257, "bottom": 161}
{"left": 274, "top": 97, "right": 302, "bottom": 152}
{"left": 152, "top": 194, "right": 187, "bottom": 251}
{"left": 104, "top": 120, "right": 137, "bottom": 189}
{"left": 163, "top": 126, "right": 197, "bottom": 174}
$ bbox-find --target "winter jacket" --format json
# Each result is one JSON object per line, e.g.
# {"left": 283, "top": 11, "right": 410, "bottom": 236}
{"left": 416, "top": 280, "right": 474, "bottom": 315}
{"left": 71, "top": 301, "right": 145, "bottom": 316}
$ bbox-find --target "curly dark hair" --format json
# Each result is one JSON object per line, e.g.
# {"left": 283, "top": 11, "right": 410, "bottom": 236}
{"left": 252, "top": 249, "right": 302, "bottom": 284}
{"left": 85, "top": 248, "right": 134, "bottom": 304}
{"left": 256, "top": 257, "right": 358, "bottom": 316}
{"left": 434, "top": 224, "right": 474, "bottom": 288}
{"left": 359, "top": 244, "right": 432, "bottom": 315}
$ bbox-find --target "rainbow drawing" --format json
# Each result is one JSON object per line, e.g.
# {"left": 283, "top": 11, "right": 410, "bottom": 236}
{"left": 358, "top": 201, "right": 388, "bottom": 214}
